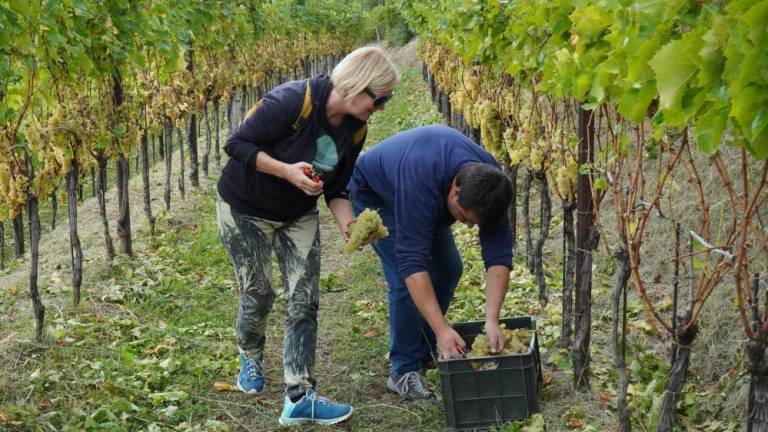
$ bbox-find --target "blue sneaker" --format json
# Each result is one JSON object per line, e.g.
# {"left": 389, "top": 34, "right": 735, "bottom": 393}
{"left": 278, "top": 388, "right": 353, "bottom": 425}
{"left": 237, "top": 354, "right": 265, "bottom": 394}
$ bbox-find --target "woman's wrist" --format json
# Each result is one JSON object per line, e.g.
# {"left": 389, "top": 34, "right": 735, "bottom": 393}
{"left": 254, "top": 152, "right": 289, "bottom": 179}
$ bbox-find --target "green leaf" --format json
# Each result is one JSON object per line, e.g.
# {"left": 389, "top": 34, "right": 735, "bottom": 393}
{"left": 570, "top": 5, "right": 611, "bottom": 42}
{"left": 148, "top": 390, "right": 188, "bottom": 405}
{"left": 617, "top": 84, "right": 657, "bottom": 123}
{"left": 113, "top": 123, "right": 126, "bottom": 138}
{"left": 694, "top": 107, "right": 728, "bottom": 154}
{"left": 751, "top": 109, "right": 767, "bottom": 150}
{"left": 110, "top": 397, "right": 138, "bottom": 414}
{"left": 573, "top": 73, "right": 591, "bottom": 100}
{"left": 649, "top": 34, "right": 702, "bottom": 111}
{"left": 594, "top": 178, "right": 609, "bottom": 191}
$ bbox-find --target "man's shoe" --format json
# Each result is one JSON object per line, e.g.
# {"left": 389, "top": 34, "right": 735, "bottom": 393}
{"left": 237, "top": 354, "right": 265, "bottom": 394}
{"left": 387, "top": 371, "right": 435, "bottom": 400}
{"left": 278, "top": 388, "right": 354, "bottom": 425}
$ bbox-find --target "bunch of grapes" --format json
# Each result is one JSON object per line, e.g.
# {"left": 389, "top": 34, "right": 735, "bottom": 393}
{"left": 528, "top": 140, "right": 546, "bottom": 173}
{"left": 24, "top": 114, "right": 63, "bottom": 199}
{"left": 420, "top": 40, "right": 456, "bottom": 93}
{"left": 466, "top": 325, "right": 533, "bottom": 370}
{"left": 463, "top": 68, "right": 480, "bottom": 100}
{"left": 553, "top": 154, "right": 578, "bottom": 201}
{"left": 503, "top": 128, "right": 526, "bottom": 165}
{"left": 499, "top": 88, "right": 517, "bottom": 119}
{"left": 477, "top": 98, "right": 502, "bottom": 153}
{"left": 0, "top": 137, "right": 30, "bottom": 219}
{"left": 344, "top": 208, "right": 389, "bottom": 253}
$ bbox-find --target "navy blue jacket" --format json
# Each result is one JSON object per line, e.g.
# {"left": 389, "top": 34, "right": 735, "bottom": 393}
{"left": 218, "top": 74, "right": 366, "bottom": 221}
{"left": 347, "top": 125, "right": 513, "bottom": 278}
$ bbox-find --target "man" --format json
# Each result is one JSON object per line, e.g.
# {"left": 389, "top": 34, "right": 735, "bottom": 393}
{"left": 347, "top": 125, "right": 514, "bottom": 400}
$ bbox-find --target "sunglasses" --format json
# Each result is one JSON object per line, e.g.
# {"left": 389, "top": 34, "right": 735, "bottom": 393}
{"left": 363, "top": 87, "right": 393, "bottom": 107}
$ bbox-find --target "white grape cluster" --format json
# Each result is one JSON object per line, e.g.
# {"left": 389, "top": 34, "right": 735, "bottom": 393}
{"left": 0, "top": 127, "right": 30, "bottom": 219}
{"left": 345, "top": 208, "right": 389, "bottom": 253}
{"left": 499, "top": 88, "right": 517, "bottom": 119}
{"left": 477, "top": 99, "right": 502, "bottom": 153}
{"left": 23, "top": 109, "right": 71, "bottom": 200}
{"left": 552, "top": 153, "right": 578, "bottom": 201}
{"left": 467, "top": 325, "right": 533, "bottom": 370}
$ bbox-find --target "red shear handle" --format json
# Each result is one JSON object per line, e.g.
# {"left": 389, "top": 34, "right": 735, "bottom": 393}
{"left": 302, "top": 167, "right": 320, "bottom": 183}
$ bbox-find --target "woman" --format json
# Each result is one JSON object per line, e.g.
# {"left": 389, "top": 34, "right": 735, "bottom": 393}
{"left": 216, "top": 46, "right": 398, "bottom": 425}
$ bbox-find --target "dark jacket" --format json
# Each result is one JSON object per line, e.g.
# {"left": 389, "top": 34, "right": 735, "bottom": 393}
{"left": 348, "top": 125, "right": 513, "bottom": 278}
{"left": 218, "top": 74, "right": 366, "bottom": 221}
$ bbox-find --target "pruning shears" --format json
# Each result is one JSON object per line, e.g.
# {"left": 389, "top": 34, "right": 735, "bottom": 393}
{"left": 455, "top": 343, "right": 466, "bottom": 359}
{"left": 302, "top": 167, "right": 321, "bottom": 183}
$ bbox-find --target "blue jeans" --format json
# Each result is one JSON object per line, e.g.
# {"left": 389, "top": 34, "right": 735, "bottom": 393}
{"left": 352, "top": 193, "right": 463, "bottom": 375}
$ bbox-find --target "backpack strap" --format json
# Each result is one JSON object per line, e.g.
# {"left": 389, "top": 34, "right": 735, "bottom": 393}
{"left": 352, "top": 125, "right": 367, "bottom": 147}
{"left": 243, "top": 100, "right": 262, "bottom": 121}
{"left": 242, "top": 79, "right": 313, "bottom": 129}
{"left": 291, "top": 79, "right": 313, "bottom": 130}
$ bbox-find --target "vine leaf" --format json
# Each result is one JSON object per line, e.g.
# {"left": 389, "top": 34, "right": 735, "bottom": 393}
{"left": 649, "top": 34, "right": 701, "bottom": 112}
{"left": 694, "top": 107, "right": 727, "bottom": 155}
{"left": 569, "top": 5, "right": 611, "bottom": 42}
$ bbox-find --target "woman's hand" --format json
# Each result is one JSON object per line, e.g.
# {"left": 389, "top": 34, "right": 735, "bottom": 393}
{"left": 343, "top": 219, "right": 354, "bottom": 242}
{"left": 283, "top": 162, "right": 323, "bottom": 196}
{"left": 344, "top": 219, "right": 378, "bottom": 247}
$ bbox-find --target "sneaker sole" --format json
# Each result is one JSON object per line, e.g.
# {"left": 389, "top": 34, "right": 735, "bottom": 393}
{"left": 277, "top": 406, "right": 354, "bottom": 426}
{"left": 237, "top": 381, "right": 264, "bottom": 395}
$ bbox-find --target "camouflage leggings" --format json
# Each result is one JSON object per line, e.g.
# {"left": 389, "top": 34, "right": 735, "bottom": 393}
{"left": 216, "top": 195, "right": 320, "bottom": 393}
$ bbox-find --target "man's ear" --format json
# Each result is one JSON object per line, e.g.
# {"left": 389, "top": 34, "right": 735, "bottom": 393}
{"left": 450, "top": 177, "right": 460, "bottom": 197}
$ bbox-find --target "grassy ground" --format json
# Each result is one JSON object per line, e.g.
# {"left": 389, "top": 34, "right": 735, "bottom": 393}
{"left": 0, "top": 53, "right": 746, "bottom": 431}
{"left": 0, "top": 67, "right": 451, "bottom": 431}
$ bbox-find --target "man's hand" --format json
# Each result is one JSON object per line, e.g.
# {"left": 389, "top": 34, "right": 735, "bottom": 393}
{"left": 484, "top": 320, "right": 505, "bottom": 354}
{"left": 437, "top": 326, "right": 466, "bottom": 359}
{"left": 284, "top": 162, "right": 323, "bottom": 196}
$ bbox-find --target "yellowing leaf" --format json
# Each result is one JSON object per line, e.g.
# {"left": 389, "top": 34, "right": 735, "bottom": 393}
{"left": 213, "top": 382, "right": 239, "bottom": 392}
{"left": 543, "top": 370, "right": 554, "bottom": 386}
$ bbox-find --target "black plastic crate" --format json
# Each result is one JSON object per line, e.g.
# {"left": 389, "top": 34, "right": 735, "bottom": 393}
{"left": 438, "top": 316, "right": 542, "bottom": 431}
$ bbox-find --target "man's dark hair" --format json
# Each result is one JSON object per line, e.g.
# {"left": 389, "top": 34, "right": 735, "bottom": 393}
{"left": 455, "top": 162, "right": 513, "bottom": 231}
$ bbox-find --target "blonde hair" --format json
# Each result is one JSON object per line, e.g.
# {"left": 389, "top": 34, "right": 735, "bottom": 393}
{"left": 331, "top": 46, "right": 400, "bottom": 105}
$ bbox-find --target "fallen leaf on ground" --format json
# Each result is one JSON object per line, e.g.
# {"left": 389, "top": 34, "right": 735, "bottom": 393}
{"left": 544, "top": 370, "right": 554, "bottom": 386}
{"left": 599, "top": 390, "right": 613, "bottom": 403}
{"left": 213, "top": 382, "right": 239, "bottom": 392}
